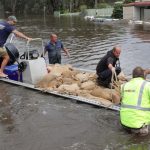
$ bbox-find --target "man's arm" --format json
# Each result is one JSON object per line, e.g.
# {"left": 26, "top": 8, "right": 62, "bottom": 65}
{"left": 43, "top": 48, "right": 47, "bottom": 56}
{"left": 43, "top": 44, "right": 49, "bottom": 56}
{"left": 144, "top": 69, "right": 150, "bottom": 79}
{"left": 12, "top": 29, "right": 32, "bottom": 41}
{"left": 107, "top": 57, "right": 115, "bottom": 73}
{"left": 61, "top": 41, "right": 70, "bottom": 57}
{"left": 63, "top": 47, "right": 70, "bottom": 57}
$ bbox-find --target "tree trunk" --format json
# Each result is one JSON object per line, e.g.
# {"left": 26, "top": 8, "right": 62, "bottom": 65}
{"left": 12, "top": 0, "right": 17, "bottom": 14}
{"left": 95, "top": 0, "right": 97, "bottom": 9}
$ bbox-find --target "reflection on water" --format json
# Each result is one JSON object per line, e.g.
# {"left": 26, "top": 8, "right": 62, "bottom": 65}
{"left": 1, "top": 16, "right": 150, "bottom": 150}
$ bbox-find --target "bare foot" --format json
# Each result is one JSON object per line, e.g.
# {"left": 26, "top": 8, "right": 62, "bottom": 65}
{"left": 0, "top": 72, "right": 8, "bottom": 78}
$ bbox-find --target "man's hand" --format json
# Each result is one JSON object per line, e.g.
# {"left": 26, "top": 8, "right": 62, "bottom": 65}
{"left": 13, "top": 30, "right": 33, "bottom": 41}
{"left": 144, "top": 69, "right": 150, "bottom": 79}
{"left": 111, "top": 67, "right": 116, "bottom": 74}
{"left": 64, "top": 48, "right": 70, "bottom": 58}
{"left": 27, "top": 37, "right": 33, "bottom": 41}
{"left": 67, "top": 52, "right": 70, "bottom": 58}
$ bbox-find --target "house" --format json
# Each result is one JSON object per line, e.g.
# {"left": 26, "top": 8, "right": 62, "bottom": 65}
{"left": 123, "top": 0, "right": 150, "bottom": 21}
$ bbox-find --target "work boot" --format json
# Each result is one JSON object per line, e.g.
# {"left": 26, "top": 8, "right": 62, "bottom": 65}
{"left": 139, "top": 125, "right": 149, "bottom": 136}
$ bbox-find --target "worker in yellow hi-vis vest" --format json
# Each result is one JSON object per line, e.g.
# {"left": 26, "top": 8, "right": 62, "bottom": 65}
{"left": 120, "top": 66, "right": 150, "bottom": 136}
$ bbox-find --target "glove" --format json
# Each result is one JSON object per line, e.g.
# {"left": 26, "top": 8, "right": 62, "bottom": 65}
{"left": 111, "top": 67, "right": 116, "bottom": 74}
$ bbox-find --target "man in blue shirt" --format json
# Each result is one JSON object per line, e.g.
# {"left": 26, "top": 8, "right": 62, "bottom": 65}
{"left": 0, "top": 16, "right": 32, "bottom": 77}
{"left": 44, "top": 34, "right": 70, "bottom": 64}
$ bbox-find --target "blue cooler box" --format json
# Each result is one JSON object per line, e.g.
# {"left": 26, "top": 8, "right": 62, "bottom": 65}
{"left": 4, "top": 64, "right": 22, "bottom": 81}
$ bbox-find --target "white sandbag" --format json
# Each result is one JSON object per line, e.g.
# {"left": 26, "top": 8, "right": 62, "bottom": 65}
{"left": 62, "top": 69, "right": 79, "bottom": 78}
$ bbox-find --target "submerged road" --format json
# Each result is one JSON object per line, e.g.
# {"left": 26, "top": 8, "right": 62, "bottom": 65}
{"left": 0, "top": 16, "right": 150, "bottom": 150}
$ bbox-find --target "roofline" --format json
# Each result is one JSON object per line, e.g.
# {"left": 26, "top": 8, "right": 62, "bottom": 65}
{"left": 124, "top": 1, "right": 150, "bottom": 7}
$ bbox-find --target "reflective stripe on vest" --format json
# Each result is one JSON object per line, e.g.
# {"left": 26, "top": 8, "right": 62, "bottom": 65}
{"left": 121, "top": 81, "right": 150, "bottom": 111}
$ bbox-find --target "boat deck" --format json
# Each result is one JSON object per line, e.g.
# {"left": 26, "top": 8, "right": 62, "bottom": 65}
{"left": 0, "top": 78, "right": 120, "bottom": 111}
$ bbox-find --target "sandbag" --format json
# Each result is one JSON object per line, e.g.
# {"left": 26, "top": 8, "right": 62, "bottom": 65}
{"left": 35, "top": 74, "right": 57, "bottom": 88}
{"left": 80, "top": 80, "right": 96, "bottom": 90}
{"left": 62, "top": 77, "right": 81, "bottom": 86}
{"left": 91, "top": 86, "right": 121, "bottom": 103}
{"left": 48, "top": 64, "right": 73, "bottom": 77}
{"left": 75, "top": 72, "right": 90, "bottom": 82}
{"left": 91, "top": 86, "right": 112, "bottom": 100}
{"left": 57, "top": 83, "right": 80, "bottom": 95}
{"left": 47, "top": 78, "right": 63, "bottom": 89}
{"left": 118, "top": 71, "right": 127, "bottom": 81}
{"left": 96, "top": 98, "right": 113, "bottom": 106}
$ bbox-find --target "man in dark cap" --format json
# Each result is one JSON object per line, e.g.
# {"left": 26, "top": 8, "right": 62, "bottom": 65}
{"left": 0, "top": 16, "right": 32, "bottom": 77}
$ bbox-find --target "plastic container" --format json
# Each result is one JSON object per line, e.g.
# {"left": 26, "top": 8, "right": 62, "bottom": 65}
{"left": 4, "top": 64, "right": 22, "bottom": 81}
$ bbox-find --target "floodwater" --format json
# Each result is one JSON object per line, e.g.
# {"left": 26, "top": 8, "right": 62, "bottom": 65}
{"left": 0, "top": 16, "right": 150, "bottom": 150}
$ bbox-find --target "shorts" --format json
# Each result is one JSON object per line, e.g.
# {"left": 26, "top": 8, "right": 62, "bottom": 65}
{"left": 0, "top": 47, "right": 7, "bottom": 57}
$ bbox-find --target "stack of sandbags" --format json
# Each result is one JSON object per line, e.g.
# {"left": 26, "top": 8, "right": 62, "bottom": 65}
{"left": 36, "top": 64, "right": 121, "bottom": 104}
{"left": 36, "top": 64, "right": 79, "bottom": 89}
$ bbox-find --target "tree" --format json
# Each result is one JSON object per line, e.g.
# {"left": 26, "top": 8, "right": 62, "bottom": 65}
{"left": 0, "top": 0, "right": 120, "bottom": 15}
{"left": 124, "top": 0, "right": 135, "bottom": 4}
{"left": 111, "top": 3, "right": 123, "bottom": 19}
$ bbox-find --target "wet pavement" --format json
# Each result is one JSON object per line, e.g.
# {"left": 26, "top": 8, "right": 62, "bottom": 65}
{"left": 0, "top": 16, "right": 150, "bottom": 150}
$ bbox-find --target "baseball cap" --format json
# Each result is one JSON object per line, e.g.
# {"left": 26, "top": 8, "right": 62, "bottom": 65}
{"left": 8, "top": 16, "right": 18, "bottom": 22}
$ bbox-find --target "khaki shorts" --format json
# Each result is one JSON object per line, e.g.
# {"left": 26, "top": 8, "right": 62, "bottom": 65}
{"left": 0, "top": 47, "right": 7, "bottom": 57}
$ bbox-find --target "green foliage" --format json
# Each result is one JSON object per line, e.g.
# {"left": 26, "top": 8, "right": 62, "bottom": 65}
{"left": 0, "top": 0, "right": 120, "bottom": 15}
{"left": 60, "top": 9, "right": 69, "bottom": 14}
{"left": 79, "top": 5, "right": 87, "bottom": 16}
{"left": 124, "top": 0, "right": 135, "bottom": 4}
{"left": 111, "top": 3, "right": 123, "bottom": 19}
{"left": 97, "top": 3, "right": 111, "bottom": 8}
{"left": 79, "top": 5, "right": 87, "bottom": 11}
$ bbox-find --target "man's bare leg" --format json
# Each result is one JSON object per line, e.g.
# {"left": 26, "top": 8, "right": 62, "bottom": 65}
{"left": 0, "top": 54, "right": 9, "bottom": 77}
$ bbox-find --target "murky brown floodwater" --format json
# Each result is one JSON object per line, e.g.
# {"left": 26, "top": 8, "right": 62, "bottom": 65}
{"left": 0, "top": 16, "right": 150, "bottom": 150}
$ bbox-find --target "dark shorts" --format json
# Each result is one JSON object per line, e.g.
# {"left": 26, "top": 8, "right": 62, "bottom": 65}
{"left": 97, "top": 67, "right": 121, "bottom": 88}
{"left": 48, "top": 55, "right": 61, "bottom": 64}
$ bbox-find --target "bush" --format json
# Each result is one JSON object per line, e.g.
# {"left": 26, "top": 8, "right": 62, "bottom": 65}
{"left": 124, "top": 0, "right": 135, "bottom": 4}
{"left": 79, "top": 5, "right": 87, "bottom": 16}
{"left": 97, "top": 3, "right": 111, "bottom": 8}
{"left": 111, "top": 3, "right": 123, "bottom": 19}
{"left": 79, "top": 5, "right": 87, "bottom": 11}
{"left": 60, "top": 9, "right": 69, "bottom": 14}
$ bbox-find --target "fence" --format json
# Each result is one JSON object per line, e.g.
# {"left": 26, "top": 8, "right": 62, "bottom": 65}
{"left": 85, "top": 8, "right": 113, "bottom": 17}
